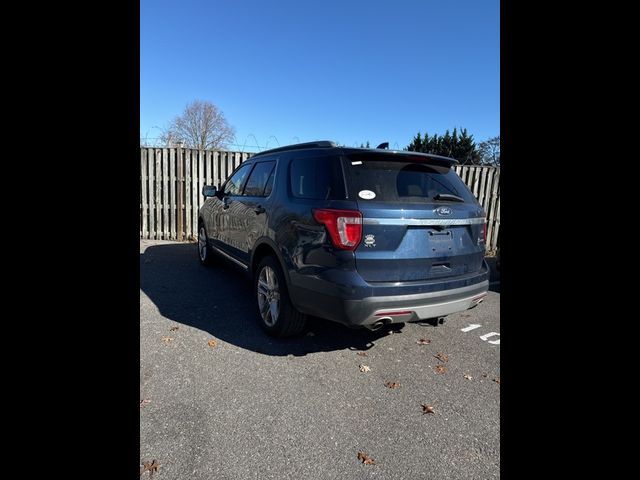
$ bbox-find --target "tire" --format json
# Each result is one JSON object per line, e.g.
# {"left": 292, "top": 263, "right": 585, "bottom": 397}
{"left": 197, "top": 223, "right": 215, "bottom": 266}
{"left": 254, "top": 256, "right": 306, "bottom": 337}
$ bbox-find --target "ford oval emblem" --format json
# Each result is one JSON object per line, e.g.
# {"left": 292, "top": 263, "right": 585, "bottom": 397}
{"left": 436, "top": 206, "right": 452, "bottom": 216}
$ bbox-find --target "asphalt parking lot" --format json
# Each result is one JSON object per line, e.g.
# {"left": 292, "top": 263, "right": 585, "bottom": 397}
{"left": 140, "top": 240, "right": 500, "bottom": 479}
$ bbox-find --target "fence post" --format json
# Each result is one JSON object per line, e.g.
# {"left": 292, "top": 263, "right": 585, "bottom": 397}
{"left": 176, "top": 144, "right": 184, "bottom": 241}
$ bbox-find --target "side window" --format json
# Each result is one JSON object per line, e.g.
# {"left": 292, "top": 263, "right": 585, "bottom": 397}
{"left": 242, "top": 161, "right": 276, "bottom": 196}
{"left": 289, "top": 156, "right": 345, "bottom": 200}
{"left": 223, "top": 163, "right": 252, "bottom": 196}
{"left": 263, "top": 168, "right": 276, "bottom": 196}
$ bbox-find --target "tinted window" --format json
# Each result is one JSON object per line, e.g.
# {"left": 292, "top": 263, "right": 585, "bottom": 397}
{"left": 223, "top": 163, "right": 252, "bottom": 196}
{"left": 263, "top": 168, "right": 275, "bottom": 196}
{"left": 289, "top": 156, "right": 345, "bottom": 200}
{"left": 344, "top": 156, "right": 475, "bottom": 203}
{"left": 243, "top": 161, "right": 276, "bottom": 196}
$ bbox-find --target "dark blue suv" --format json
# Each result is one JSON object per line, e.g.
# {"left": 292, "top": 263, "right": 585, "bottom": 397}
{"left": 198, "top": 141, "right": 489, "bottom": 337}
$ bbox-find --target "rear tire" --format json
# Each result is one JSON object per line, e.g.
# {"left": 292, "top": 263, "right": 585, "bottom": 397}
{"left": 254, "top": 256, "right": 306, "bottom": 337}
{"left": 198, "top": 224, "right": 215, "bottom": 266}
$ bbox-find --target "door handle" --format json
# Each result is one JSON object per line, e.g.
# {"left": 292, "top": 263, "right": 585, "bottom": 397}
{"left": 254, "top": 205, "right": 266, "bottom": 214}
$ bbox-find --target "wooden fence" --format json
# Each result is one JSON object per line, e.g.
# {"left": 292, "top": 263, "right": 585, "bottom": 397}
{"left": 453, "top": 165, "right": 500, "bottom": 253}
{"left": 140, "top": 147, "right": 500, "bottom": 252}
{"left": 140, "top": 148, "right": 250, "bottom": 242}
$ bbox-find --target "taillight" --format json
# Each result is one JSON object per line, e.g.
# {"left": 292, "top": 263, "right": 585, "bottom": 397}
{"left": 483, "top": 221, "right": 487, "bottom": 242}
{"left": 312, "top": 209, "right": 362, "bottom": 250}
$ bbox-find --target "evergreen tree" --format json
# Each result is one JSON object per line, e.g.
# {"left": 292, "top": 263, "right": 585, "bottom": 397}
{"left": 442, "top": 130, "right": 452, "bottom": 157}
{"left": 404, "top": 127, "right": 480, "bottom": 164}
{"left": 407, "top": 132, "right": 423, "bottom": 151}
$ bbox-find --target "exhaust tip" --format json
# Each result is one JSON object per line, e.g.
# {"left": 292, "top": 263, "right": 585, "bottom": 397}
{"left": 366, "top": 317, "right": 392, "bottom": 331}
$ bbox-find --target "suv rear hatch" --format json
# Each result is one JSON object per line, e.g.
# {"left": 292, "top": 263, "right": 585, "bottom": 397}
{"left": 342, "top": 152, "right": 486, "bottom": 283}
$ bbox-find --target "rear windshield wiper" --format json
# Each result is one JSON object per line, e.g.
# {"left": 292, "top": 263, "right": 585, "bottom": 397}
{"left": 434, "top": 193, "right": 465, "bottom": 202}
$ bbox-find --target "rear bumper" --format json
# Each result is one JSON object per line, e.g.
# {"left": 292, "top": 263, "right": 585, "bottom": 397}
{"left": 342, "top": 281, "right": 488, "bottom": 327}
{"left": 288, "top": 260, "right": 490, "bottom": 327}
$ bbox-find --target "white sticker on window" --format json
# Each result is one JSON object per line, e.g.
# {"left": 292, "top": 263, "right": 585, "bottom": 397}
{"left": 358, "top": 190, "right": 376, "bottom": 200}
{"left": 351, "top": 160, "right": 363, "bottom": 165}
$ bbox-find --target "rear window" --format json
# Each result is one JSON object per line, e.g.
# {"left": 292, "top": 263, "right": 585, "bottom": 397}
{"left": 289, "top": 156, "right": 346, "bottom": 200}
{"left": 344, "top": 156, "right": 475, "bottom": 204}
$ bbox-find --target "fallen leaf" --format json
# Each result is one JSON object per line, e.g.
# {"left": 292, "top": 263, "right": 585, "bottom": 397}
{"left": 434, "top": 365, "right": 447, "bottom": 374}
{"left": 207, "top": 339, "right": 218, "bottom": 348}
{"left": 421, "top": 404, "right": 435, "bottom": 414}
{"left": 482, "top": 373, "right": 488, "bottom": 378}
{"left": 433, "top": 352, "right": 449, "bottom": 363}
{"left": 493, "top": 377, "right": 500, "bottom": 384}
{"left": 161, "top": 336, "right": 173, "bottom": 344}
{"left": 140, "top": 459, "right": 159, "bottom": 477}
{"left": 356, "top": 352, "right": 368, "bottom": 357}
{"left": 169, "top": 326, "right": 179, "bottom": 332}
{"left": 417, "top": 338, "right": 431, "bottom": 345}
{"left": 140, "top": 399, "right": 151, "bottom": 407}
{"left": 357, "top": 451, "right": 375, "bottom": 465}
{"left": 384, "top": 381, "right": 400, "bottom": 389}
{"left": 463, "top": 374, "right": 473, "bottom": 380}
{"left": 359, "top": 364, "right": 371, "bottom": 373}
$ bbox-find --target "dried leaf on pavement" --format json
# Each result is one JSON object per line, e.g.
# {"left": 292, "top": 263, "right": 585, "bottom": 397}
{"left": 207, "top": 339, "right": 218, "bottom": 348}
{"left": 169, "top": 326, "right": 179, "bottom": 332}
{"left": 482, "top": 373, "right": 488, "bottom": 378}
{"left": 140, "top": 459, "right": 159, "bottom": 477}
{"left": 434, "top": 365, "right": 447, "bottom": 374}
{"left": 161, "top": 336, "right": 173, "bottom": 344}
{"left": 417, "top": 338, "right": 431, "bottom": 345}
{"left": 359, "top": 364, "right": 371, "bottom": 373}
{"left": 356, "top": 351, "right": 368, "bottom": 357}
{"left": 421, "top": 404, "right": 435, "bottom": 414}
{"left": 463, "top": 374, "right": 473, "bottom": 380}
{"left": 433, "top": 352, "right": 449, "bottom": 363}
{"left": 357, "top": 451, "right": 375, "bottom": 465}
{"left": 384, "top": 381, "right": 400, "bottom": 389}
{"left": 140, "top": 399, "right": 151, "bottom": 407}
{"left": 493, "top": 377, "right": 501, "bottom": 384}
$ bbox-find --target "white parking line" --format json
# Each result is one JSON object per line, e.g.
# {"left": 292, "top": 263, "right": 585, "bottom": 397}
{"left": 461, "top": 324, "right": 482, "bottom": 332}
{"left": 461, "top": 324, "right": 500, "bottom": 346}
{"left": 480, "top": 332, "right": 500, "bottom": 341}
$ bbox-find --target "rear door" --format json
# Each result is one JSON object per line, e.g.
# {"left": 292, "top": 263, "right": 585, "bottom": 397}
{"left": 343, "top": 154, "right": 486, "bottom": 283}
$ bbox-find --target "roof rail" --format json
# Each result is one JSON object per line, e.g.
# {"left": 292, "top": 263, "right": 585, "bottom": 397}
{"left": 252, "top": 140, "right": 337, "bottom": 156}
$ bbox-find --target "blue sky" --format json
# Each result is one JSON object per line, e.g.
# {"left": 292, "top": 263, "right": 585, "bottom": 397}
{"left": 141, "top": 0, "right": 499, "bottom": 152}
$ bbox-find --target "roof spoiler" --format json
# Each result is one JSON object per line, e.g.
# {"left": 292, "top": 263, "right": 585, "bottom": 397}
{"left": 347, "top": 149, "right": 459, "bottom": 167}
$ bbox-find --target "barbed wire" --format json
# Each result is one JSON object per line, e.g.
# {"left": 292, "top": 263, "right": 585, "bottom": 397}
{"left": 140, "top": 137, "right": 265, "bottom": 152}
{"left": 139, "top": 136, "right": 406, "bottom": 152}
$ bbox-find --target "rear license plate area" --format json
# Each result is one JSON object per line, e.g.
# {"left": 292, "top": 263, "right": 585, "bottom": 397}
{"left": 428, "top": 230, "right": 453, "bottom": 254}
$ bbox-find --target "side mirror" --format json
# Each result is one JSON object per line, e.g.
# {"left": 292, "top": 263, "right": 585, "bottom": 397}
{"left": 202, "top": 185, "right": 217, "bottom": 198}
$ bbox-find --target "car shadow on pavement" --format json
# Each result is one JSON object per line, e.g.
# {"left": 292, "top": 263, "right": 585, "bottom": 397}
{"left": 140, "top": 243, "right": 413, "bottom": 356}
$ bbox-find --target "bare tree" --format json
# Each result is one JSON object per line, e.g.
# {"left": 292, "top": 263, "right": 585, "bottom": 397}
{"left": 160, "top": 100, "right": 235, "bottom": 150}
{"left": 478, "top": 136, "right": 500, "bottom": 166}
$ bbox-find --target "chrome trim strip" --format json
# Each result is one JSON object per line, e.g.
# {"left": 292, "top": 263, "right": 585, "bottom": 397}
{"left": 362, "top": 217, "right": 485, "bottom": 226}
{"left": 210, "top": 244, "right": 249, "bottom": 270}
